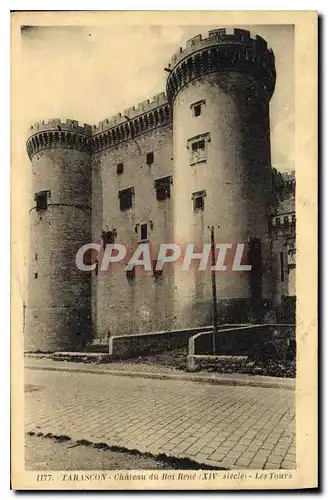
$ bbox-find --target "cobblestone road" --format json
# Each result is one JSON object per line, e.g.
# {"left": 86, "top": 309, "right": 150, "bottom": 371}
{"left": 25, "top": 368, "right": 295, "bottom": 470}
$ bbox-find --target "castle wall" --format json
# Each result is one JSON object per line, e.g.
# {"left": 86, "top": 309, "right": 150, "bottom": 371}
{"left": 91, "top": 122, "right": 174, "bottom": 339}
{"left": 25, "top": 29, "right": 297, "bottom": 352}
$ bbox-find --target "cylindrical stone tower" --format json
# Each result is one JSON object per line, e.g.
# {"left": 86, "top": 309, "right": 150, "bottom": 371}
{"left": 166, "top": 28, "right": 276, "bottom": 327}
{"left": 25, "top": 119, "right": 93, "bottom": 352}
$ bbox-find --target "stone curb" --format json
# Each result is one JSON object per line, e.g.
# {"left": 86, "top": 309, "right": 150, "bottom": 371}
{"left": 25, "top": 363, "right": 295, "bottom": 390}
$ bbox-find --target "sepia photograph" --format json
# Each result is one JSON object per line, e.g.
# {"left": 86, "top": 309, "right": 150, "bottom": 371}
{"left": 10, "top": 10, "right": 317, "bottom": 490}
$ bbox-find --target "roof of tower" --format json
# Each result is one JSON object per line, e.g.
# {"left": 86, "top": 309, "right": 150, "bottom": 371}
{"left": 168, "top": 28, "right": 273, "bottom": 69}
{"left": 28, "top": 118, "right": 92, "bottom": 138}
{"left": 26, "top": 119, "right": 93, "bottom": 159}
{"left": 166, "top": 27, "right": 276, "bottom": 104}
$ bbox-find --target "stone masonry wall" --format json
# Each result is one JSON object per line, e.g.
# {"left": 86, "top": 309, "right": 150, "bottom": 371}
{"left": 91, "top": 123, "right": 174, "bottom": 340}
{"left": 25, "top": 144, "right": 92, "bottom": 352}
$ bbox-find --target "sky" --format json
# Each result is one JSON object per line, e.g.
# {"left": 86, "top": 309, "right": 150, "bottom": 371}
{"left": 21, "top": 24, "right": 294, "bottom": 170}
{"left": 15, "top": 23, "right": 294, "bottom": 301}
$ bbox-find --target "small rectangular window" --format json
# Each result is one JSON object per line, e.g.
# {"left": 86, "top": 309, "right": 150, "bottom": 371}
{"left": 102, "top": 230, "right": 115, "bottom": 249}
{"left": 35, "top": 253, "right": 38, "bottom": 261}
{"left": 153, "top": 260, "right": 163, "bottom": 279}
{"left": 193, "top": 104, "right": 202, "bottom": 117}
{"left": 117, "top": 162, "right": 124, "bottom": 175}
{"left": 194, "top": 196, "right": 204, "bottom": 212}
{"left": 284, "top": 216, "right": 289, "bottom": 226}
{"left": 34, "top": 272, "right": 38, "bottom": 279}
{"left": 191, "top": 99, "right": 205, "bottom": 118}
{"left": 154, "top": 176, "right": 172, "bottom": 201}
{"left": 276, "top": 217, "right": 281, "bottom": 226}
{"left": 95, "top": 260, "right": 99, "bottom": 276}
{"left": 156, "top": 185, "right": 169, "bottom": 201}
{"left": 192, "top": 190, "right": 206, "bottom": 212}
{"left": 119, "top": 187, "right": 134, "bottom": 211}
{"left": 140, "top": 223, "right": 148, "bottom": 241}
{"left": 35, "top": 190, "right": 49, "bottom": 212}
{"left": 126, "top": 267, "right": 136, "bottom": 281}
{"left": 146, "top": 152, "right": 154, "bottom": 165}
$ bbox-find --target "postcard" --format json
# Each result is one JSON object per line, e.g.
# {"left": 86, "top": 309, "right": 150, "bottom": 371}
{"left": 11, "top": 10, "right": 317, "bottom": 490}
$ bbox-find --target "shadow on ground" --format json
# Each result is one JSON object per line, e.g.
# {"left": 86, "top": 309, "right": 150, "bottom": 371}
{"left": 25, "top": 433, "right": 223, "bottom": 471}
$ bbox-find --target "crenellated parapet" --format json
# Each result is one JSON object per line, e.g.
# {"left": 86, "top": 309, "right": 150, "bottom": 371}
{"left": 26, "top": 93, "right": 172, "bottom": 158}
{"left": 27, "top": 119, "right": 93, "bottom": 159}
{"left": 91, "top": 92, "right": 171, "bottom": 154}
{"left": 166, "top": 28, "right": 276, "bottom": 103}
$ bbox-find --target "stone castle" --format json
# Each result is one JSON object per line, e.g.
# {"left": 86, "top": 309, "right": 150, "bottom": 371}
{"left": 25, "top": 28, "right": 296, "bottom": 353}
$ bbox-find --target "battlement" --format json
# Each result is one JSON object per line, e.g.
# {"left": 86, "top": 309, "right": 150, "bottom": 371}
{"left": 168, "top": 28, "right": 272, "bottom": 69}
{"left": 28, "top": 118, "right": 92, "bottom": 138}
{"left": 26, "top": 118, "right": 93, "bottom": 159}
{"left": 26, "top": 95, "right": 171, "bottom": 158}
{"left": 91, "top": 92, "right": 171, "bottom": 153}
{"left": 93, "top": 92, "right": 167, "bottom": 134}
{"left": 166, "top": 27, "right": 276, "bottom": 104}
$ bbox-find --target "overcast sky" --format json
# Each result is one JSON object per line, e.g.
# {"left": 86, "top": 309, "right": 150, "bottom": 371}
{"left": 16, "top": 23, "right": 294, "bottom": 300}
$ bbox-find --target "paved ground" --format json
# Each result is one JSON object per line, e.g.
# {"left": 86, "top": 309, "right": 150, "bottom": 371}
{"left": 25, "top": 367, "right": 296, "bottom": 470}
{"left": 25, "top": 434, "right": 190, "bottom": 470}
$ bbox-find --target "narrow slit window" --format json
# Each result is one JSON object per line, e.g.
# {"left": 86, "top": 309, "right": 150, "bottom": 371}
{"left": 117, "top": 162, "right": 124, "bottom": 175}
{"left": 140, "top": 223, "right": 148, "bottom": 241}
{"left": 126, "top": 267, "right": 136, "bottom": 281}
{"left": 146, "top": 152, "right": 154, "bottom": 165}
{"left": 153, "top": 260, "right": 163, "bottom": 279}
{"left": 102, "top": 230, "right": 115, "bottom": 249}
{"left": 34, "top": 273, "right": 38, "bottom": 279}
